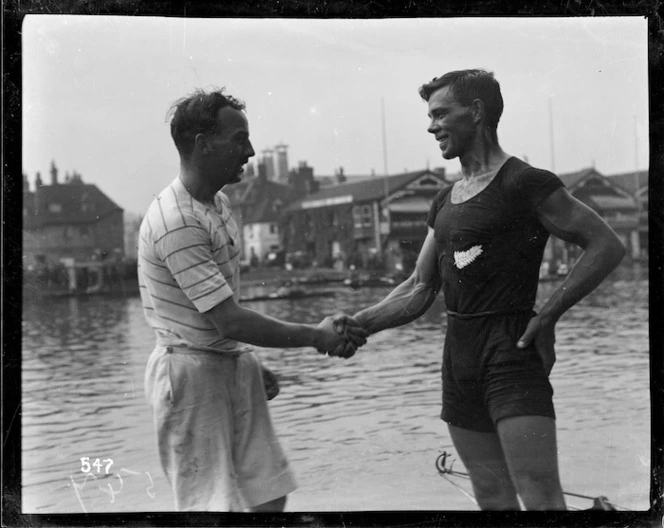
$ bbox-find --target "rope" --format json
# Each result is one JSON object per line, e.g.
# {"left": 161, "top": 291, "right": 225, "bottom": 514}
{"left": 435, "top": 451, "right": 631, "bottom": 511}
{"left": 438, "top": 472, "right": 478, "bottom": 506}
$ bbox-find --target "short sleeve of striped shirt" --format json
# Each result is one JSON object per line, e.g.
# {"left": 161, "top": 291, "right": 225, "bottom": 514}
{"left": 155, "top": 226, "right": 232, "bottom": 312}
{"left": 150, "top": 200, "right": 235, "bottom": 314}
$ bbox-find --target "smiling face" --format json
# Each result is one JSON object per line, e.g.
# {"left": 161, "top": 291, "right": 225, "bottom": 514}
{"left": 426, "top": 86, "right": 477, "bottom": 160}
{"left": 203, "top": 106, "right": 255, "bottom": 187}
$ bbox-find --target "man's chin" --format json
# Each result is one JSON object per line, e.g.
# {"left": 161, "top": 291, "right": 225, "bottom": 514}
{"left": 228, "top": 173, "right": 243, "bottom": 185}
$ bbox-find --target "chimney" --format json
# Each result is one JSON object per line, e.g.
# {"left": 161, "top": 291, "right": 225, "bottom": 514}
{"left": 275, "top": 143, "right": 289, "bottom": 183}
{"left": 335, "top": 167, "right": 346, "bottom": 184}
{"left": 257, "top": 161, "right": 268, "bottom": 183}
{"left": 50, "top": 161, "right": 58, "bottom": 185}
{"left": 35, "top": 172, "right": 43, "bottom": 188}
{"left": 23, "top": 173, "right": 30, "bottom": 193}
{"left": 262, "top": 149, "right": 275, "bottom": 180}
{"left": 290, "top": 161, "right": 317, "bottom": 195}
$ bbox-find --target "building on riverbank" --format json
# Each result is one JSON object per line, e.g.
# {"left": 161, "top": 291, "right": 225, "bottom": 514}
{"left": 281, "top": 168, "right": 452, "bottom": 273}
{"left": 22, "top": 162, "right": 132, "bottom": 297}
{"left": 23, "top": 162, "right": 125, "bottom": 267}
{"left": 605, "top": 169, "right": 648, "bottom": 260}
{"left": 544, "top": 167, "right": 644, "bottom": 266}
{"left": 224, "top": 160, "right": 314, "bottom": 265}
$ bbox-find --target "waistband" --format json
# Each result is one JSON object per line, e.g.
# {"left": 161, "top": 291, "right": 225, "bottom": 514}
{"left": 446, "top": 307, "right": 534, "bottom": 320}
{"left": 160, "top": 344, "right": 251, "bottom": 358}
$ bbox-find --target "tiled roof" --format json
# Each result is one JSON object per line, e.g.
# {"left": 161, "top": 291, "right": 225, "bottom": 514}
{"left": 557, "top": 167, "right": 649, "bottom": 197}
{"left": 23, "top": 182, "right": 123, "bottom": 229}
{"left": 231, "top": 177, "right": 297, "bottom": 224}
{"left": 557, "top": 168, "right": 598, "bottom": 189}
{"left": 586, "top": 194, "right": 639, "bottom": 211}
{"left": 604, "top": 170, "right": 648, "bottom": 195}
{"left": 286, "top": 169, "right": 444, "bottom": 211}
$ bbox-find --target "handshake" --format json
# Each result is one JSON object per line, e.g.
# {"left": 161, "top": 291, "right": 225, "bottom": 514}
{"left": 314, "top": 314, "right": 369, "bottom": 359}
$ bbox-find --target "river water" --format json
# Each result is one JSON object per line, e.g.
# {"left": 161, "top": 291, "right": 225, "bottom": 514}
{"left": 21, "top": 265, "right": 650, "bottom": 513}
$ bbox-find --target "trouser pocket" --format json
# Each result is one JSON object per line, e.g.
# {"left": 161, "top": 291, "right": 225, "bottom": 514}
{"left": 145, "top": 346, "right": 174, "bottom": 406}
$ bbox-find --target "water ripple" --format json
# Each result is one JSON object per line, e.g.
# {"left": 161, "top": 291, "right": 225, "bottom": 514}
{"left": 21, "top": 273, "right": 650, "bottom": 512}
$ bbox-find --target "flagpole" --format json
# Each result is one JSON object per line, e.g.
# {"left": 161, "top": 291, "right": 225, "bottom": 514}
{"left": 634, "top": 115, "right": 639, "bottom": 171}
{"left": 382, "top": 97, "right": 390, "bottom": 194}
{"left": 380, "top": 97, "right": 390, "bottom": 256}
{"left": 548, "top": 96, "right": 556, "bottom": 173}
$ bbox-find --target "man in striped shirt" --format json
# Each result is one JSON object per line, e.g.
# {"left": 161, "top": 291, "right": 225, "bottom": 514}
{"left": 138, "top": 88, "right": 367, "bottom": 512}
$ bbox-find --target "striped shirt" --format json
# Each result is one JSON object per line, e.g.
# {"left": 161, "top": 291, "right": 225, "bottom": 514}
{"left": 138, "top": 177, "right": 251, "bottom": 353}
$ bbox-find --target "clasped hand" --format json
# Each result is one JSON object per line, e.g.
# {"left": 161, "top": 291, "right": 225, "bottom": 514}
{"left": 315, "top": 314, "right": 368, "bottom": 359}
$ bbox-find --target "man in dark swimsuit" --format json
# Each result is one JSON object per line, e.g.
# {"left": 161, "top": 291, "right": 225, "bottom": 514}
{"left": 332, "top": 70, "right": 625, "bottom": 510}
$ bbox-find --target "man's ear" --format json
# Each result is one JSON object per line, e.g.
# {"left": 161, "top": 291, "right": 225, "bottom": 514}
{"left": 194, "top": 133, "right": 209, "bottom": 155}
{"left": 470, "top": 99, "right": 485, "bottom": 125}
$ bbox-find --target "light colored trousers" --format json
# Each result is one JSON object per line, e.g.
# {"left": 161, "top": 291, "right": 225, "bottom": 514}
{"left": 144, "top": 346, "right": 297, "bottom": 511}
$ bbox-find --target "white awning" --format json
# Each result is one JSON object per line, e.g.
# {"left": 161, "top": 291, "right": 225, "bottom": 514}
{"left": 387, "top": 196, "right": 432, "bottom": 213}
{"left": 590, "top": 195, "right": 637, "bottom": 210}
{"left": 301, "top": 195, "right": 353, "bottom": 209}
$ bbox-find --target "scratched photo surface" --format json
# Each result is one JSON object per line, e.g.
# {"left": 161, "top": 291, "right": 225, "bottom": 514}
{"left": 21, "top": 16, "right": 649, "bottom": 512}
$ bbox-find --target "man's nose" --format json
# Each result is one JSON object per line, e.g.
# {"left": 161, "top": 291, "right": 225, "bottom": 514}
{"left": 246, "top": 141, "right": 256, "bottom": 158}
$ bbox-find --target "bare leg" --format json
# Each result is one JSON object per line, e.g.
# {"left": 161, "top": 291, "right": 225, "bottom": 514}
{"left": 496, "top": 415, "right": 566, "bottom": 510}
{"left": 248, "top": 495, "right": 287, "bottom": 512}
{"left": 448, "top": 424, "right": 520, "bottom": 510}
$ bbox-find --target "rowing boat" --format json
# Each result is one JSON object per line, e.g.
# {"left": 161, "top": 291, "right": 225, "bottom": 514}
{"left": 240, "top": 289, "right": 337, "bottom": 303}
{"left": 435, "top": 451, "right": 626, "bottom": 511}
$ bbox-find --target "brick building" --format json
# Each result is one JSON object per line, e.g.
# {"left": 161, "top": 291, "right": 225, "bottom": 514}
{"left": 281, "top": 169, "right": 451, "bottom": 273}
{"left": 23, "top": 162, "right": 125, "bottom": 267}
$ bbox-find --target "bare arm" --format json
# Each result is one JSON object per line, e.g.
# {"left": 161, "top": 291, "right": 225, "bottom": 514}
{"left": 518, "top": 187, "right": 625, "bottom": 374}
{"left": 205, "top": 296, "right": 367, "bottom": 353}
{"left": 353, "top": 228, "right": 442, "bottom": 335}
{"left": 535, "top": 187, "right": 625, "bottom": 325}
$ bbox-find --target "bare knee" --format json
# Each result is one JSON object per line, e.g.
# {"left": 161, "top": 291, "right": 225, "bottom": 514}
{"left": 249, "top": 494, "right": 287, "bottom": 512}
{"left": 511, "top": 470, "right": 565, "bottom": 510}
{"left": 471, "top": 475, "right": 520, "bottom": 511}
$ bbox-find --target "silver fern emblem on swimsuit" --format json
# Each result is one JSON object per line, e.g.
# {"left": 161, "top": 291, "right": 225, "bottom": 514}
{"left": 454, "top": 245, "right": 483, "bottom": 269}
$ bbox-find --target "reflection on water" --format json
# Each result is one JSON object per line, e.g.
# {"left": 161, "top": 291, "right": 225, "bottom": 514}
{"left": 21, "top": 266, "right": 650, "bottom": 512}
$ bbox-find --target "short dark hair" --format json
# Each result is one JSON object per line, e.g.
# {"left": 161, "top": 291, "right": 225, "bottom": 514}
{"left": 418, "top": 69, "right": 504, "bottom": 130}
{"left": 167, "top": 88, "right": 246, "bottom": 160}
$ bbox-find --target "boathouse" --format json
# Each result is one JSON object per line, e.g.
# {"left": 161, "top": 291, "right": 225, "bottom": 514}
{"left": 547, "top": 167, "right": 642, "bottom": 265}
{"left": 281, "top": 168, "right": 452, "bottom": 273}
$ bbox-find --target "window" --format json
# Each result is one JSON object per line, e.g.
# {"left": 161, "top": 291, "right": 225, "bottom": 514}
{"left": 362, "top": 205, "right": 373, "bottom": 227}
{"left": 49, "top": 203, "right": 62, "bottom": 213}
{"left": 353, "top": 206, "right": 363, "bottom": 228}
{"left": 270, "top": 223, "right": 278, "bottom": 234}
{"left": 353, "top": 205, "right": 374, "bottom": 228}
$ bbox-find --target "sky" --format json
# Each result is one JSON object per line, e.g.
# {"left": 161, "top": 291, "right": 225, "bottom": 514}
{"left": 22, "top": 16, "right": 649, "bottom": 216}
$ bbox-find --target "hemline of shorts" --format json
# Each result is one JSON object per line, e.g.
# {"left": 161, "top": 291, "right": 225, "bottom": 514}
{"left": 441, "top": 405, "right": 556, "bottom": 433}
